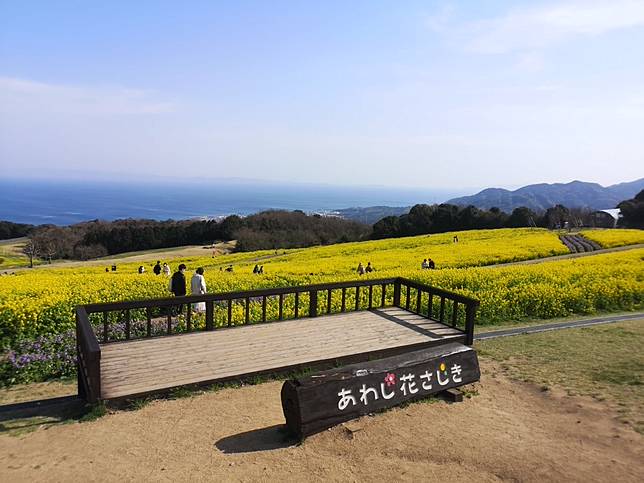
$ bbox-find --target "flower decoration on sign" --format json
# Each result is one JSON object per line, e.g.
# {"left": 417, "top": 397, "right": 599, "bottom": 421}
{"left": 439, "top": 363, "right": 446, "bottom": 372}
{"left": 384, "top": 373, "right": 396, "bottom": 387}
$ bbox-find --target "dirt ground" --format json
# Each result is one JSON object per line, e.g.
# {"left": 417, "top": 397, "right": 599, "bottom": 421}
{"left": 1, "top": 361, "right": 642, "bottom": 482}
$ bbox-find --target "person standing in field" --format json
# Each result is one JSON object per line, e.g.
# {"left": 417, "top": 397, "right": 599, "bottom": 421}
{"left": 191, "top": 267, "right": 207, "bottom": 313}
{"left": 357, "top": 262, "right": 365, "bottom": 276}
{"left": 162, "top": 262, "right": 171, "bottom": 276}
{"left": 169, "top": 264, "right": 187, "bottom": 315}
{"left": 153, "top": 260, "right": 162, "bottom": 275}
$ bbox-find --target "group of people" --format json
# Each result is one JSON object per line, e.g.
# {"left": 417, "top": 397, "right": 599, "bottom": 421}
{"left": 252, "top": 264, "right": 265, "bottom": 274}
{"left": 153, "top": 260, "right": 172, "bottom": 276}
{"left": 356, "top": 262, "right": 374, "bottom": 276}
{"left": 168, "top": 263, "right": 208, "bottom": 313}
{"left": 421, "top": 258, "right": 436, "bottom": 270}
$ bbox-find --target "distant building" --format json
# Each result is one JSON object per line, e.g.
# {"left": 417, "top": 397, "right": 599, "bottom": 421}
{"left": 592, "top": 209, "right": 621, "bottom": 228}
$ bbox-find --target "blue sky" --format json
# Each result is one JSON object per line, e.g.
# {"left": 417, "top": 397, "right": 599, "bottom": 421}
{"left": 1, "top": 1, "right": 643, "bottom": 190}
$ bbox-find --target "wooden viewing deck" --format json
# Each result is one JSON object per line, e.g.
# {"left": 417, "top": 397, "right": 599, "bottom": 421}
{"left": 76, "top": 278, "right": 479, "bottom": 402}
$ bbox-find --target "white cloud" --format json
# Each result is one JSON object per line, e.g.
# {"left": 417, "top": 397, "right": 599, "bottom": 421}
{"left": 0, "top": 77, "right": 175, "bottom": 116}
{"left": 459, "top": 0, "right": 644, "bottom": 54}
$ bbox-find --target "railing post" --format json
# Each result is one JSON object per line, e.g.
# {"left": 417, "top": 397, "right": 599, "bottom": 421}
{"left": 76, "top": 318, "right": 86, "bottom": 400}
{"left": 309, "top": 290, "right": 318, "bottom": 317}
{"left": 393, "top": 280, "right": 401, "bottom": 307}
{"left": 206, "top": 301, "right": 214, "bottom": 330}
{"left": 464, "top": 302, "right": 478, "bottom": 346}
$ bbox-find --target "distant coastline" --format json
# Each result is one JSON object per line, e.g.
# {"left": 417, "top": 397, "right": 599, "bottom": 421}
{"left": 0, "top": 178, "right": 453, "bottom": 226}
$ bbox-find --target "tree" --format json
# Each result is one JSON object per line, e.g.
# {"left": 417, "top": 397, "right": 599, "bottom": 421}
{"left": 618, "top": 189, "right": 644, "bottom": 228}
{"left": 506, "top": 207, "right": 537, "bottom": 228}
{"left": 372, "top": 216, "right": 401, "bottom": 239}
{"left": 541, "top": 204, "right": 570, "bottom": 229}
{"left": 22, "top": 240, "right": 39, "bottom": 268}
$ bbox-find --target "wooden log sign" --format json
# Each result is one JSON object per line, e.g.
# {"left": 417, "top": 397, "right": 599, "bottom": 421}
{"left": 281, "top": 342, "right": 480, "bottom": 438}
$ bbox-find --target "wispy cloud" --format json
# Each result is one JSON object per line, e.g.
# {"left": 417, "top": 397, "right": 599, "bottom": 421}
{"left": 439, "top": 0, "right": 644, "bottom": 54}
{"left": 0, "top": 77, "right": 175, "bottom": 115}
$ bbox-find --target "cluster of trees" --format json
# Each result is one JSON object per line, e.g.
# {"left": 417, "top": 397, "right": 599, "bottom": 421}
{"left": 234, "top": 210, "right": 368, "bottom": 251}
{"left": 618, "top": 189, "right": 644, "bottom": 228}
{"left": 17, "top": 210, "right": 369, "bottom": 262}
{"left": 0, "top": 221, "right": 34, "bottom": 240}
{"left": 372, "top": 203, "right": 595, "bottom": 239}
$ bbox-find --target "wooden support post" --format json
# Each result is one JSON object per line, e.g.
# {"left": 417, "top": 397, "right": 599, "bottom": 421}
{"left": 355, "top": 286, "right": 360, "bottom": 311}
{"left": 439, "top": 296, "right": 446, "bottom": 323}
{"left": 186, "top": 305, "right": 192, "bottom": 332}
{"left": 416, "top": 289, "right": 422, "bottom": 314}
{"left": 451, "top": 301, "right": 458, "bottom": 328}
{"left": 206, "top": 301, "right": 214, "bottom": 330}
{"left": 309, "top": 290, "right": 318, "bottom": 318}
{"left": 227, "top": 299, "right": 232, "bottom": 327}
{"left": 341, "top": 288, "right": 346, "bottom": 312}
{"left": 440, "top": 388, "right": 463, "bottom": 403}
{"left": 125, "top": 309, "right": 131, "bottom": 340}
{"left": 278, "top": 294, "right": 284, "bottom": 320}
{"left": 166, "top": 312, "right": 172, "bottom": 335}
{"left": 146, "top": 307, "right": 152, "bottom": 338}
{"left": 281, "top": 343, "right": 480, "bottom": 439}
{"left": 245, "top": 297, "right": 250, "bottom": 324}
{"left": 464, "top": 302, "right": 478, "bottom": 346}
{"left": 103, "top": 312, "right": 109, "bottom": 343}
{"left": 262, "top": 295, "right": 267, "bottom": 322}
{"left": 393, "top": 280, "right": 401, "bottom": 307}
{"left": 381, "top": 283, "right": 386, "bottom": 307}
{"left": 295, "top": 292, "right": 299, "bottom": 318}
{"left": 405, "top": 285, "right": 411, "bottom": 310}
{"left": 327, "top": 289, "right": 332, "bottom": 314}
{"left": 368, "top": 285, "right": 373, "bottom": 309}
{"left": 427, "top": 292, "right": 433, "bottom": 319}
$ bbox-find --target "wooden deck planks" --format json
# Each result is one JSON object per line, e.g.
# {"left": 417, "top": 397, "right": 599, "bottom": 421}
{"left": 99, "top": 307, "right": 463, "bottom": 399}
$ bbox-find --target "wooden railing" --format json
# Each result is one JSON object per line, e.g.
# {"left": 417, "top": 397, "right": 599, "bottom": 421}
{"left": 75, "top": 277, "right": 479, "bottom": 402}
{"left": 76, "top": 306, "right": 101, "bottom": 403}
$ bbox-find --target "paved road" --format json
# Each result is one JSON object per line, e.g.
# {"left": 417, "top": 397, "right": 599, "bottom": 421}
{"left": 476, "top": 312, "right": 644, "bottom": 340}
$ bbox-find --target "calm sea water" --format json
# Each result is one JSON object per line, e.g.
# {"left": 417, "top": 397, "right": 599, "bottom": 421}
{"left": 0, "top": 179, "right": 461, "bottom": 226}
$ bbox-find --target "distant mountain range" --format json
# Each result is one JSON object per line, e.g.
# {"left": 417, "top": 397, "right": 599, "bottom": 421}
{"left": 445, "top": 178, "right": 644, "bottom": 213}
{"left": 336, "top": 178, "right": 644, "bottom": 224}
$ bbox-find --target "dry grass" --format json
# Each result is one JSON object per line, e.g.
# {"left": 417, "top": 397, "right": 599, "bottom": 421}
{"left": 476, "top": 319, "right": 644, "bottom": 433}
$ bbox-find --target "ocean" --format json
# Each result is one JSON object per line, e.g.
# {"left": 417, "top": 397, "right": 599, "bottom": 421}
{"left": 0, "top": 178, "right": 461, "bottom": 226}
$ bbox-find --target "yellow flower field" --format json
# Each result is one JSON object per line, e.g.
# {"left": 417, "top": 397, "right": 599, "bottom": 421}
{"left": 1, "top": 228, "right": 642, "bottom": 346}
{"left": 581, "top": 228, "right": 644, "bottom": 248}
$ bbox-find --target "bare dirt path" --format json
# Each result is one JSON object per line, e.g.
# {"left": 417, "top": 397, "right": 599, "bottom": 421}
{"left": 481, "top": 243, "right": 644, "bottom": 268}
{"left": 1, "top": 360, "right": 641, "bottom": 482}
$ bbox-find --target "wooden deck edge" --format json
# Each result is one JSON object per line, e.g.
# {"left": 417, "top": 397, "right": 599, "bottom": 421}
{"left": 100, "top": 335, "right": 467, "bottom": 402}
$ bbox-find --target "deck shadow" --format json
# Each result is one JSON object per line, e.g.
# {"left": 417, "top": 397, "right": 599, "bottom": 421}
{"left": 215, "top": 424, "right": 297, "bottom": 453}
{"left": 0, "top": 396, "right": 87, "bottom": 436}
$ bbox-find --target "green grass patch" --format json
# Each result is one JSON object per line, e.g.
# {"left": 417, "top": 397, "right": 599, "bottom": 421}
{"left": 476, "top": 319, "right": 644, "bottom": 433}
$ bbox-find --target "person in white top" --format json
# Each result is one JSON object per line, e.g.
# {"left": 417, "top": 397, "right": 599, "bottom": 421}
{"left": 191, "top": 267, "right": 207, "bottom": 312}
{"left": 162, "top": 262, "right": 171, "bottom": 276}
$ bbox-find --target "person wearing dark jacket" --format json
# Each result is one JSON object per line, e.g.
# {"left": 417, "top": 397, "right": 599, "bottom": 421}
{"left": 170, "top": 264, "right": 187, "bottom": 295}
{"left": 169, "top": 264, "right": 187, "bottom": 315}
{"left": 153, "top": 260, "right": 162, "bottom": 275}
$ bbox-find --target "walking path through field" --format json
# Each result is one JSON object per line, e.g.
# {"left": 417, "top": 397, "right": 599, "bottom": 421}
{"left": 475, "top": 312, "right": 644, "bottom": 340}
{"left": 481, "top": 243, "right": 644, "bottom": 268}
